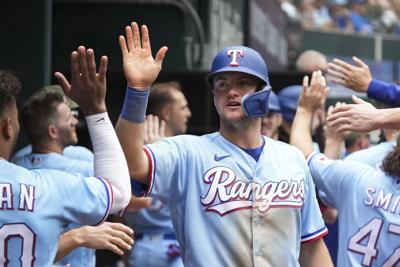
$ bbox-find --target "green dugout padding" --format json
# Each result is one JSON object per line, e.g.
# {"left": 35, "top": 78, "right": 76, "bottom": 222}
{"left": 303, "top": 30, "right": 400, "bottom": 61}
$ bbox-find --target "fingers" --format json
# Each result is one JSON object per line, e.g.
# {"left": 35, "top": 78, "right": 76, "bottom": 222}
{"left": 87, "top": 49, "right": 97, "bottom": 81}
{"left": 78, "top": 46, "right": 90, "bottom": 81}
{"left": 327, "top": 67, "right": 346, "bottom": 80}
{"left": 155, "top": 46, "right": 168, "bottom": 66}
{"left": 159, "top": 120, "right": 166, "bottom": 137}
{"left": 98, "top": 55, "right": 108, "bottom": 83}
{"left": 125, "top": 25, "right": 134, "bottom": 51}
{"left": 70, "top": 51, "right": 80, "bottom": 83}
{"left": 302, "top": 75, "right": 309, "bottom": 90}
{"left": 352, "top": 95, "right": 366, "bottom": 104}
{"left": 141, "top": 25, "right": 151, "bottom": 51}
{"left": 352, "top": 56, "right": 368, "bottom": 69}
{"left": 131, "top": 22, "right": 141, "bottom": 48}
{"left": 119, "top": 35, "right": 128, "bottom": 56}
{"left": 54, "top": 72, "right": 71, "bottom": 94}
{"left": 332, "top": 58, "right": 353, "bottom": 72}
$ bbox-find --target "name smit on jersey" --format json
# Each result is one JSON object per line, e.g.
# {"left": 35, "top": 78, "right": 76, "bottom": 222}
{"left": 201, "top": 166, "right": 304, "bottom": 216}
{"left": 0, "top": 183, "right": 35, "bottom": 211}
{"left": 364, "top": 187, "right": 400, "bottom": 214}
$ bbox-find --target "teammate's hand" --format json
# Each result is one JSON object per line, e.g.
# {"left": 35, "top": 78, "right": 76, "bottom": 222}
{"left": 327, "top": 57, "right": 372, "bottom": 92}
{"left": 324, "top": 102, "right": 351, "bottom": 140}
{"left": 298, "top": 70, "right": 329, "bottom": 112}
{"left": 326, "top": 95, "right": 378, "bottom": 133}
{"left": 144, "top": 115, "right": 166, "bottom": 145}
{"left": 119, "top": 22, "right": 168, "bottom": 90}
{"left": 78, "top": 222, "right": 134, "bottom": 255}
{"left": 54, "top": 46, "right": 108, "bottom": 115}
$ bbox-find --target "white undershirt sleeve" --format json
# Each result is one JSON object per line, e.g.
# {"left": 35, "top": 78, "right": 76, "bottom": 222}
{"left": 86, "top": 112, "right": 130, "bottom": 213}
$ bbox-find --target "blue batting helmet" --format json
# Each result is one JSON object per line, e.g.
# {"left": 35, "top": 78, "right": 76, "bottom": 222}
{"left": 268, "top": 91, "right": 281, "bottom": 113}
{"left": 206, "top": 45, "right": 269, "bottom": 86}
{"left": 277, "top": 85, "right": 302, "bottom": 123}
{"left": 207, "top": 45, "right": 272, "bottom": 118}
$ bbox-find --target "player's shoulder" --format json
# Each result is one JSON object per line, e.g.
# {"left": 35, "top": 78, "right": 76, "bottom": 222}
{"left": 264, "top": 137, "right": 306, "bottom": 160}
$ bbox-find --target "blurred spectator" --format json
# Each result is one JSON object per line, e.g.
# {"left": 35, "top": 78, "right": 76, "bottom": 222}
{"left": 380, "top": 0, "right": 400, "bottom": 34}
{"left": 350, "top": 0, "right": 374, "bottom": 33}
{"left": 301, "top": 0, "right": 334, "bottom": 29}
{"left": 328, "top": 1, "right": 354, "bottom": 32}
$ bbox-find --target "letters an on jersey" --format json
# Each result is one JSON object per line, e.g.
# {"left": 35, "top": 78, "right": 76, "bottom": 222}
{"left": 200, "top": 166, "right": 304, "bottom": 216}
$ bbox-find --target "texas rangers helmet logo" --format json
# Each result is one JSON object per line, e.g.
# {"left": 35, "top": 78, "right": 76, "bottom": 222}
{"left": 200, "top": 166, "right": 304, "bottom": 216}
{"left": 227, "top": 49, "right": 244, "bottom": 66}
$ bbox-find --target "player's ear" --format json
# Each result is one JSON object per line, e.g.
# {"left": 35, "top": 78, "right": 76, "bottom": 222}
{"left": 48, "top": 125, "right": 58, "bottom": 139}
{"left": 161, "top": 106, "right": 171, "bottom": 122}
{"left": 1, "top": 117, "right": 13, "bottom": 140}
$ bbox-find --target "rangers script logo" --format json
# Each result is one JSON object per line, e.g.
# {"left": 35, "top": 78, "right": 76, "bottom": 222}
{"left": 201, "top": 166, "right": 304, "bottom": 216}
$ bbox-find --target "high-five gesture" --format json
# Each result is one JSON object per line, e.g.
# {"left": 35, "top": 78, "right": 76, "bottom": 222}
{"left": 55, "top": 46, "right": 108, "bottom": 115}
{"left": 119, "top": 22, "right": 168, "bottom": 90}
{"left": 299, "top": 70, "right": 329, "bottom": 112}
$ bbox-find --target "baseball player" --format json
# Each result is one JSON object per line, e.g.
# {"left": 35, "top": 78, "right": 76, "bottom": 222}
{"left": 14, "top": 88, "right": 128, "bottom": 266}
{"left": 125, "top": 82, "right": 190, "bottom": 267}
{"left": 0, "top": 46, "right": 131, "bottom": 266}
{"left": 291, "top": 70, "right": 400, "bottom": 266}
{"left": 328, "top": 56, "right": 400, "bottom": 107}
{"left": 115, "top": 22, "right": 331, "bottom": 266}
{"left": 11, "top": 85, "right": 94, "bottom": 164}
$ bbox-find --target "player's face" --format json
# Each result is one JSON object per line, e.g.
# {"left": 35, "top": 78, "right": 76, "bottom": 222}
{"left": 167, "top": 90, "right": 191, "bottom": 136}
{"left": 261, "top": 112, "right": 282, "bottom": 139}
{"left": 213, "top": 72, "right": 259, "bottom": 122}
{"left": 54, "top": 102, "right": 78, "bottom": 147}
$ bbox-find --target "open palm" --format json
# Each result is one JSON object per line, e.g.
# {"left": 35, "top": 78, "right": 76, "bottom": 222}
{"left": 119, "top": 22, "right": 168, "bottom": 90}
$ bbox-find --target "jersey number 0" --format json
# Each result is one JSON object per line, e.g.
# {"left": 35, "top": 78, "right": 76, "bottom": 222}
{"left": 0, "top": 223, "right": 36, "bottom": 266}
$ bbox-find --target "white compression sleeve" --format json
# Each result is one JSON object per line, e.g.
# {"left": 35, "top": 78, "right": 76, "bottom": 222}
{"left": 86, "top": 112, "right": 131, "bottom": 213}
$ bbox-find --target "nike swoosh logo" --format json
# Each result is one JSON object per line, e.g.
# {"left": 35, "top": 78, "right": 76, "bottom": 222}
{"left": 95, "top": 117, "right": 105, "bottom": 123}
{"left": 214, "top": 154, "right": 231, "bottom": 161}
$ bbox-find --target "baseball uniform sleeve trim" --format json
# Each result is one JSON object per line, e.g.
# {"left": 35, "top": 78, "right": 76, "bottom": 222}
{"left": 92, "top": 177, "right": 113, "bottom": 226}
{"left": 301, "top": 226, "right": 328, "bottom": 243}
{"left": 306, "top": 151, "right": 318, "bottom": 165}
{"left": 143, "top": 146, "right": 155, "bottom": 196}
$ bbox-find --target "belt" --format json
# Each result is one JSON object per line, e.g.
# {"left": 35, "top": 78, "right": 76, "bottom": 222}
{"left": 135, "top": 232, "right": 176, "bottom": 240}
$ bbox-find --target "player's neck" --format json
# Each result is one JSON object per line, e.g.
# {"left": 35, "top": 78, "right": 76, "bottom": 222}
{"left": 219, "top": 120, "right": 263, "bottom": 149}
{"left": 31, "top": 141, "right": 64, "bottom": 155}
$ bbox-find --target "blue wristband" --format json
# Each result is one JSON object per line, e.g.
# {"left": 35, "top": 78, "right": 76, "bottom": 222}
{"left": 120, "top": 86, "right": 150, "bottom": 123}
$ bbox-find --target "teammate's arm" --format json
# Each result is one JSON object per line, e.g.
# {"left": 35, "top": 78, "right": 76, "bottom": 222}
{"left": 115, "top": 22, "right": 168, "bottom": 185}
{"left": 290, "top": 71, "right": 329, "bottom": 157}
{"left": 327, "top": 95, "right": 400, "bottom": 133}
{"left": 55, "top": 47, "right": 131, "bottom": 212}
{"left": 55, "top": 222, "right": 134, "bottom": 261}
{"left": 299, "top": 238, "right": 333, "bottom": 267}
{"left": 328, "top": 57, "right": 400, "bottom": 106}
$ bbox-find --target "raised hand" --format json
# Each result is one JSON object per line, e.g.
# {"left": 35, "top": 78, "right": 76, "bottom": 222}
{"left": 327, "top": 57, "right": 372, "bottom": 92}
{"left": 326, "top": 95, "right": 377, "bottom": 133}
{"left": 299, "top": 70, "right": 329, "bottom": 112}
{"left": 54, "top": 46, "right": 108, "bottom": 115}
{"left": 144, "top": 115, "right": 166, "bottom": 145}
{"left": 119, "top": 22, "right": 168, "bottom": 90}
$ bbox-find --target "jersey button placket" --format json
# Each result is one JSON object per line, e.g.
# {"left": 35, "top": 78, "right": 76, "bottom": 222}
{"left": 252, "top": 176, "right": 264, "bottom": 265}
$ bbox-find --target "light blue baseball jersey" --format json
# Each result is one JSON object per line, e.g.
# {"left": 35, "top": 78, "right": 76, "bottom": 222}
{"left": 15, "top": 152, "right": 93, "bottom": 177}
{"left": 15, "top": 152, "right": 95, "bottom": 267}
{"left": 12, "top": 144, "right": 94, "bottom": 164}
{"left": 308, "top": 152, "right": 400, "bottom": 267}
{"left": 0, "top": 160, "right": 111, "bottom": 267}
{"left": 125, "top": 199, "right": 173, "bottom": 234}
{"left": 135, "top": 132, "right": 327, "bottom": 266}
{"left": 344, "top": 141, "right": 396, "bottom": 169}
